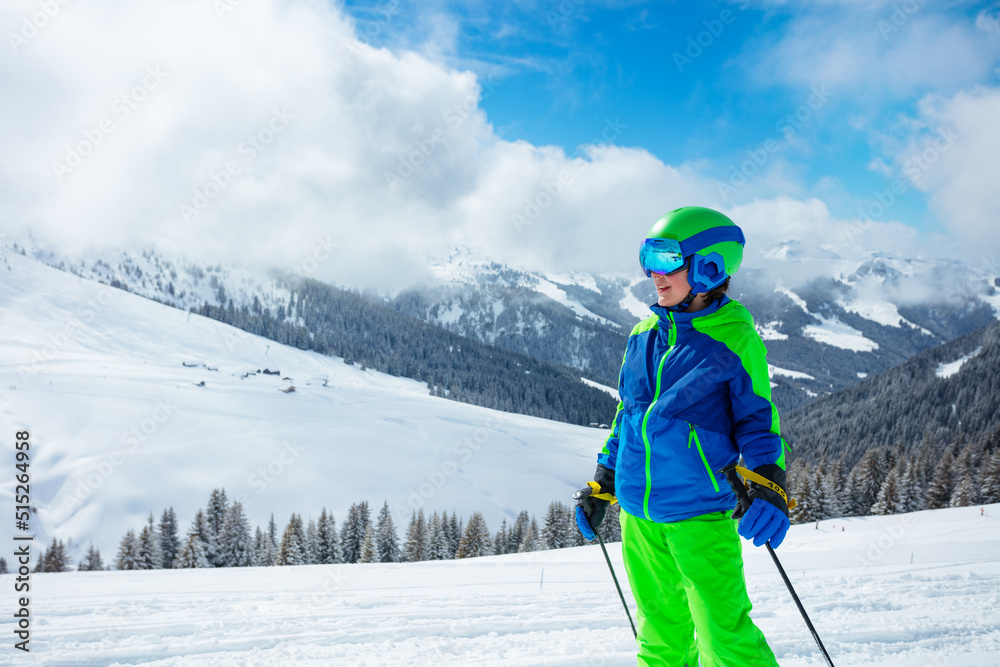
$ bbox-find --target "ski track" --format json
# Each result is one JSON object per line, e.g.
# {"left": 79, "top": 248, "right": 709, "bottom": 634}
{"left": 16, "top": 506, "right": 1000, "bottom": 666}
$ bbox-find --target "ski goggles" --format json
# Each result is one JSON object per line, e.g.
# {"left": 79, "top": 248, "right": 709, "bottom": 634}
{"left": 639, "top": 238, "right": 687, "bottom": 277}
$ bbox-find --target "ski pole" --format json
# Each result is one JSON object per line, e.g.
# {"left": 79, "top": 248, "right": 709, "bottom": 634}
{"left": 721, "top": 464, "right": 835, "bottom": 667}
{"left": 575, "top": 486, "right": 637, "bottom": 640}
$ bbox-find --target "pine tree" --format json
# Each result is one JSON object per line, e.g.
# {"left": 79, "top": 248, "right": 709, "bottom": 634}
{"left": 426, "top": 512, "right": 449, "bottom": 560}
{"left": 260, "top": 513, "right": 279, "bottom": 566}
{"left": 158, "top": 507, "right": 180, "bottom": 569}
{"left": 79, "top": 543, "right": 104, "bottom": 571}
{"left": 137, "top": 513, "right": 163, "bottom": 570}
{"left": 358, "top": 524, "right": 377, "bottom": 563}
{"left": 447, "top": 512, "right": 461, "bottom": 558}
{"left": 871, "top": 464, "right": 902, "bottom": 515}
{"left": 822, "top": 457, "right": 846, "bottom": 519}
{"left": 493, "top": 518, "right": 509, "bottom": 555}
{"left": 599, "top": 504, "right": 622, "bottom": 543}
{"left": 790, "top": 460, "right": 816, "bottom": 523}
{"left": 845, "top": 448, "right": 884, "bottom": 516}
{"left": 897, "top": 460, "right": 924, "bottom": 513}
{"left": 0, "top": 557, "right": 7, "bottom": 574}
{"left": 403, "top": 509, "right": 427, "bottom": 563}
{"left": 42, "top": 538, "right": 70, "bottom": 572}
{"left": 979, "top": 449, "right": 1000, "bottom": 503}
{"left": 456, "top": 512, "right": 492, "bottom": 559}
{"left": 950, "top": 471, "right": 977, "bottom": 507}
{"left": 518, "top": 517, "right": 539, "bottom": 553}
{"left": 340, "top": 501, "right": 370, "bottom": 564}
{"left": 926, "top": 446, "right": 956, "bottom": 509}
{"left": 277, "top": 514, "right": 307, "bottom": 566}
{"left": 316, "top": 508, "right": 339, "bottom": 564}
{"left": 116, "top": 530, "right": 140, "bottom": 570}
{"left": 510, "top": 511, "right": 529, "bottom": 553}
{"left": 188, "top": 509, "right": 215, "bottom": 568}
{"left": 542, "top": 501, "right": 570, "bottom": 550}
{"left": 205, "top": 488, "right": 229, "bottom": 567}
{"left": 219, "top": 501, "right": 254, "bottom": 567}
{"left": 253, "top": 527, "right": 266, "bottom": 567}
{"left": 375, "top": 502, "right": 400, "bottom": 563}
{"left": 304, "top": 519, "right": 319, "bottom": 565}
{"left": 174, "top": 533, "right": 209, "bottom": 568}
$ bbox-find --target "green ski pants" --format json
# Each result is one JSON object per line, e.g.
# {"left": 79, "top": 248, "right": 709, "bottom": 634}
{"left": 620, "top": 510, "right": 779, "bottom": 667}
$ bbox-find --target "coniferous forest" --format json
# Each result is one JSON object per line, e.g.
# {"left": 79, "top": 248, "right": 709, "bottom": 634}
{"left": 192, "top": 277, "right": 618, "bottom": 427}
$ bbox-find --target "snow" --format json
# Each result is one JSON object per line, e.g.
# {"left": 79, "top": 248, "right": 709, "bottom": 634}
{"left": 528, "top": 274, "right": 614, "bottom": 326}
{"left": 437, "top": 300, "right": 465, "bottom": 326}
{"left": 936, "top": 347, "right": 983, "bottom": 379}
{"left": 619, "top": 277, "right": 651, "bottom": 321}
{"left": 838, "top": 293, "right": 933, "bottom": 336}
{"left": 758, "top": 321, "right": 789, "bottom": 341}
{"left": 581, "top": 377, "right": 619, "bottom": 400}
{"left": 20, "top": 505, "right": 1000, "bottom": 665}
{"left": 857, "top": 372, "right": 868, "bottom": 379}
{"left": 545, "top": 271, "right": 602, "bottom": 294}
{"left": 803, "top": 316, "right": 880, "bottom": 352}
{"left": 769, "top": 364, "right": 815, "bottom": 381}
{"left": 776, "top": 286, "right": 810, "bottom": 313}
{"left": 0, "top": 251, "right": 602, "bottom": 557}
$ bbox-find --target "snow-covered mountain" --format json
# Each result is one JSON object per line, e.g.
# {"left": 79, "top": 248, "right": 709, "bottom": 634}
{"left": 8, "top": 235, "right": 1000, "bottom": 413}
{"left": 0, "top": 248, "right": 604, "bottom": 565}
{"left": 27, "top": 503, "right": 1000, "bottom": 665}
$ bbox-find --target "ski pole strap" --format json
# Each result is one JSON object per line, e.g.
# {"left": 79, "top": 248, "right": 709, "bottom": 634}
{"left": 586, "top": 481, "right": 618, "bottom": 503}
{"left": 734, "top": 465, "right": 797, "bottom": 510}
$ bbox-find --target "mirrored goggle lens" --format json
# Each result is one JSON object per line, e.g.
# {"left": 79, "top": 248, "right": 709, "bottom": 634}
{"left": 640, "top": 238, "right": 685, "bottom": 276}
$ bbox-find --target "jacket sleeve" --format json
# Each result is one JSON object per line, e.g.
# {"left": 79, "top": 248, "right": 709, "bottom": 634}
{"left": 597, "top": 341, "right": 630, "bottom": 471}
{"left": 727, "top": 325, "right": 786, "bottom": 471}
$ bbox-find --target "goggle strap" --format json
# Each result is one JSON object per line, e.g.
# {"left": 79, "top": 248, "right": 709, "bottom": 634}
{"left": 679, "top": 225, "right": 745, "bottom": 257}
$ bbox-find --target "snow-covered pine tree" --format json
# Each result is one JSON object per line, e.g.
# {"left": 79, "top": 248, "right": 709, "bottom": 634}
{"left": 980, "top": 449, "right": 1000, "bottom": 503}
{"left": 158, "top": 507, "right": 180, "bottom": 569}
{"left": 137, "top": 513, "right": 163, "bottom": 570}
{"left": 870, "top": 463, "right": 902, "bottom": 515}
{"left": 926, "top": 445, "right": 956, "bottom": 509}
{"left": 493, "top": 518, "right": 509, "bottom": 555}
{"left": 262, "top": 513, "right": 279, "bottom": 566}
{"left": 253, "top": 527, "right": 266, "bottom": 567}
{"left": 115, "top": 530, "right": 140, "bottom": 570}
{"left": 375, "top": 501, "right": 400, "bottom": 563}
{"left": 79, "top": 543, "right": 104, "bottom": 571}
{"left": 789, "top": 460, "right": 816, "bottom": 523}
{"left": 949, "top": 470, "right": 977, "bottom": 507}
{"left": 821, "top": 457, "right": 846, "bottom": 519}
{"left": 897, "top": 460, "right": 924, "bottom": 513}
{"left": 174, "top": 533, "right": 209, "bottom": 568}
{"left": 304, "top": 518, "right": 319, "bottom": 565}
{"left": 811, "top": 463, "right": 829, "bottom": 520}
{"left": 358, "top": 524, "right": 377, "bottom": 563}
{"left": 340, "top": 501, "right": 370, "bottom": 564}
{"left": 599, "top": 504, "right": 622, "bottom": 543}
{"left": 219, "top": 501, "right": 254, "bottom": 567}
{"left": 510, "top": 511, "right": 529, "bottom": 553}
{"left": 518, "top": 516, "right": 539, "bottom": 553}
{"left": 542, "top": 501, "right": 570, "bottom": 550}
{"left": 316, "top": 508, "right": 339, "bottom": 564}
{"left": 426, "top": 512, "right": 449, "bottom": 560}
{"left": 187, "top": 508, "right": 214, "bottom": 567}
{"left": 845, "top": 448, "right": 885, "bottom": 516}
{"left": 277, "top": 513, "right": 307, "bottom": 566}
{"left": 403, "top": 509, "right": 427, "bottom": 563}
{"left": 205, "top": 488, "right": 229, "bottom": 567}
{"left": 456, "top": 512, "right": 492, "bottom": 559}
{"left": 446, "top": 512, "right": 461, "bottom": 558}
{"left": 42, "top": 538, "right": 70, "bottom": 572}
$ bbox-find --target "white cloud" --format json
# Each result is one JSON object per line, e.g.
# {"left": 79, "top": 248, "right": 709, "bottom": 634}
{"left": 0, "top": 0, "right": 974, "bottom": 292}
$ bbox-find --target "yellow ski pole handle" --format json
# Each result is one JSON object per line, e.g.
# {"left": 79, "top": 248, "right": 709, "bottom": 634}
{"left": 733, "top": 465, "right": 797, "bottom": 510}
{"left": 585, "top": 480, "right": 618, "bottom": 503}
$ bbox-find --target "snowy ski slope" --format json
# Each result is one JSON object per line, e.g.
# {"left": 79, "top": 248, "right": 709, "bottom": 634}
{"left": 0, "top": 250, "right": 600, "bottom": 556}
{"left": 18, "top": 504, "right": 1000, "bottom": 666}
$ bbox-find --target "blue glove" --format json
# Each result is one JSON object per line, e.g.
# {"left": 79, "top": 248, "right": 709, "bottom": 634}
{"left": 575, "top": 504, "right": 604, "bottom": 541}
{"left": 737, "top": 498, "right": 789, "bottom": 548}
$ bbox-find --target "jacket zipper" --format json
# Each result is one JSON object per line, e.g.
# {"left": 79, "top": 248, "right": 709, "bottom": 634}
{"left": 640, "top": 312, "right": 676, "bottom": 520}
{"left": 688, "top": 424, "right": 721, "bottom": 493}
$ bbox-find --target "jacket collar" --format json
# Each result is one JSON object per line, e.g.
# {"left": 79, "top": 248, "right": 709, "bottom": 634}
{"left": 650, "top": 295, "right": 730, "bottom": 325}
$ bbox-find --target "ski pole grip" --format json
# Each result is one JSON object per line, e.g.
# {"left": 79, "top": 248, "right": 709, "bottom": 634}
{"left": 721, "top": 464, "right": 752, "bottom": 512}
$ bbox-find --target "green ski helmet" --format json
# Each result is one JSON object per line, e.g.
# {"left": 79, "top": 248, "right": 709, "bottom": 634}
{"left": 639, "top": 206, "right": 746, "bottom": 295}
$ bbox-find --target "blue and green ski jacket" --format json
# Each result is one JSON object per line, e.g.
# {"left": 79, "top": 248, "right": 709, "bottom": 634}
{"left": 598, "top": 295, "right": 786, "bottom": 524}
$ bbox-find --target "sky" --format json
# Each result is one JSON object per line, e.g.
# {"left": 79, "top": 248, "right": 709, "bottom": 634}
{"left": 2, "top": 0, "right": 999, "bottom": 289}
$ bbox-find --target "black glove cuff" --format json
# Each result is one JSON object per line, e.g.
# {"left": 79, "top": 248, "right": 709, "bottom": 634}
{"left": 747, "top": 464, "right": 789, "bottom": 517}
{"left": 594, "top": 464, "right": 616, "bottom": 496}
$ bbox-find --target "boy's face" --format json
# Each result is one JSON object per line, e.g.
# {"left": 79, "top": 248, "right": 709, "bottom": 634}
{"left": 652, "top": 268, "right": 692, "bottom": 307}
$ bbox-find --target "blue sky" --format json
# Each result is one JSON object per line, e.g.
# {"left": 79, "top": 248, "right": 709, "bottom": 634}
{"left": 342, "top": 0, "right": 1000, "bottom": 238}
